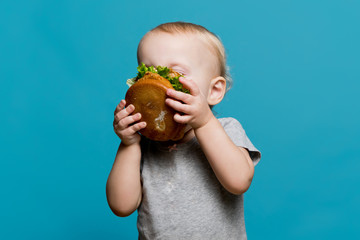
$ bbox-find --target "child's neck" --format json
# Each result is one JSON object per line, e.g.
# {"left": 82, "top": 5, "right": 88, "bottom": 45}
{"left": 159, "top": 125, "right": 195, "bottom": 149}
{"left": 177, "top": 126, "right": 195, "bottom": 144}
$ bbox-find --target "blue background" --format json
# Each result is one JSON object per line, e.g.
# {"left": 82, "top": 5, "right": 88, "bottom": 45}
{"left": 1, "top": 0, "right": 359, "bottom": 239}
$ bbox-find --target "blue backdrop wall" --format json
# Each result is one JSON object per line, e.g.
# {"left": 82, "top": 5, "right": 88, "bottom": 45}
{"left": 1, "top": 0, "right": 359, "bottom": 239}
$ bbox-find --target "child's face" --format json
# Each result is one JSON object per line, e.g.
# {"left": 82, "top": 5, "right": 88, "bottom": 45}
{"left": 138, "top": 32, "right": 219, "bottom": 100}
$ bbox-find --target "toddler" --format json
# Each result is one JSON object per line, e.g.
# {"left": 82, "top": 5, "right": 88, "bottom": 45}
{"left": 106, "top": 22, "right": 261, "bottom": 240}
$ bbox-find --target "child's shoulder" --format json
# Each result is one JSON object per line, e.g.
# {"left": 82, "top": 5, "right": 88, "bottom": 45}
{"left": 217, "top": 117, "right": 243, "bottom": 129}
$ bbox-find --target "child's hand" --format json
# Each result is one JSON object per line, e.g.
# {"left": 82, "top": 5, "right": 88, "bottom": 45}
{"left": 165, "top": 77, "right": 213, "bottom": 130}
{"left": 113, "top": 100, "right": 147, "bottom": 146}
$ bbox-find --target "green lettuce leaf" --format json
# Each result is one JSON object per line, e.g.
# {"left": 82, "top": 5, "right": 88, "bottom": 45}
{"left": 167, "top": 74, "right": 189, "bottom": 93}
{"left": 130, "top": 63, "right": 189, "bottom": 93}
{"left": 156, "top": 65, "right": 170, "bottom": 77}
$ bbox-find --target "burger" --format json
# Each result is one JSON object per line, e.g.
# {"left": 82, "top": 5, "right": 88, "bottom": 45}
{"left": 125, "top": 63, "right": 189, "bottom": 141}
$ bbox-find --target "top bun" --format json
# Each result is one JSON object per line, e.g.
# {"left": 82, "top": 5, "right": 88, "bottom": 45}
{"left": 125, "top": 71, "right": 187, "bottom": 141}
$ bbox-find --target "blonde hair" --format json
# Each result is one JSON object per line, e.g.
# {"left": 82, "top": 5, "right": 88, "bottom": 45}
{"left": 137, "top": 21, "right": 233, "bottom": 92}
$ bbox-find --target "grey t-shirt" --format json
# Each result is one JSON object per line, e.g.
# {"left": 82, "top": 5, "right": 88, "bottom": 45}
{"left": 137, "top": 117, "right": 261, "bottom": 240}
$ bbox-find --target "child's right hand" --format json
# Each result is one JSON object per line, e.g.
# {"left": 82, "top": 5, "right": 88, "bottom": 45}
{"left": 113, "top": 100, "right": 147, "bottom": 146}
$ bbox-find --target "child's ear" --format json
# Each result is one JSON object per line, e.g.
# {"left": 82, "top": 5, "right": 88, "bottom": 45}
{"left": 207, "top": 76, "right": 226, "bottom": 106}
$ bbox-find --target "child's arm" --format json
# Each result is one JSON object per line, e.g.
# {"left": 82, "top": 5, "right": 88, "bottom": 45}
{"left": 165, "top": 78, "right": 254, "bottom": 195}
{"left": 194, "top": 116, "right": 254, "bottom": 195}
{"left": 106, "top": 100, "right": 146, "bottom": 217}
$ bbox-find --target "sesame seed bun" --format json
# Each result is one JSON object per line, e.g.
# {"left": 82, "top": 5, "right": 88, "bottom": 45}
{"left": 125, "top": 71, "right": 186, "bottom": 141}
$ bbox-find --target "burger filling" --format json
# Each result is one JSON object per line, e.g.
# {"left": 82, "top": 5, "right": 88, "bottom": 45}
{"left": 126, "top": 63, "right": 189, "bottom": 93}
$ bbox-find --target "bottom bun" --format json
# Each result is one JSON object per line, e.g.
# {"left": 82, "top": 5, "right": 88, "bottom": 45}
{"left": 125, "top": 72, "right": 186, "bottom": 141}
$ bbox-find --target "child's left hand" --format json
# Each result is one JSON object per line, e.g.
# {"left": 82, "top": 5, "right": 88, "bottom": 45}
{"left": 165, "top": 77, "right": 213, "bottom": 130}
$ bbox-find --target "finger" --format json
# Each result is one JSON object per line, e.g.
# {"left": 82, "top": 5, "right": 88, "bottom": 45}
{"left": 115, "top": 112, "right": 142, "bottom": 130}
{"left": 114, "top": 100, "right": 126, "bottom": 115}
{"left": 165, "top": 98, "right": 191, "bottom": 114}
{"left": 114, "top": 104, "right": 135, "bottom": 123}
{"left": 179, "top": 77, "right": 200, "bottom": 96}
{"left": 173, "top": 113, "right": 192, "bottom": 124}
{"left": 166, "top": 88, "right": 193, "bottom": 104}
{"left": 121, "top": 121, "right": 147, "bottom": 136}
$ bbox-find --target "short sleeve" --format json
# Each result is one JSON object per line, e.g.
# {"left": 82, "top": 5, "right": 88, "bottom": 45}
{"left": 218, "top": 117, "right": 261, "bottom": 166}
